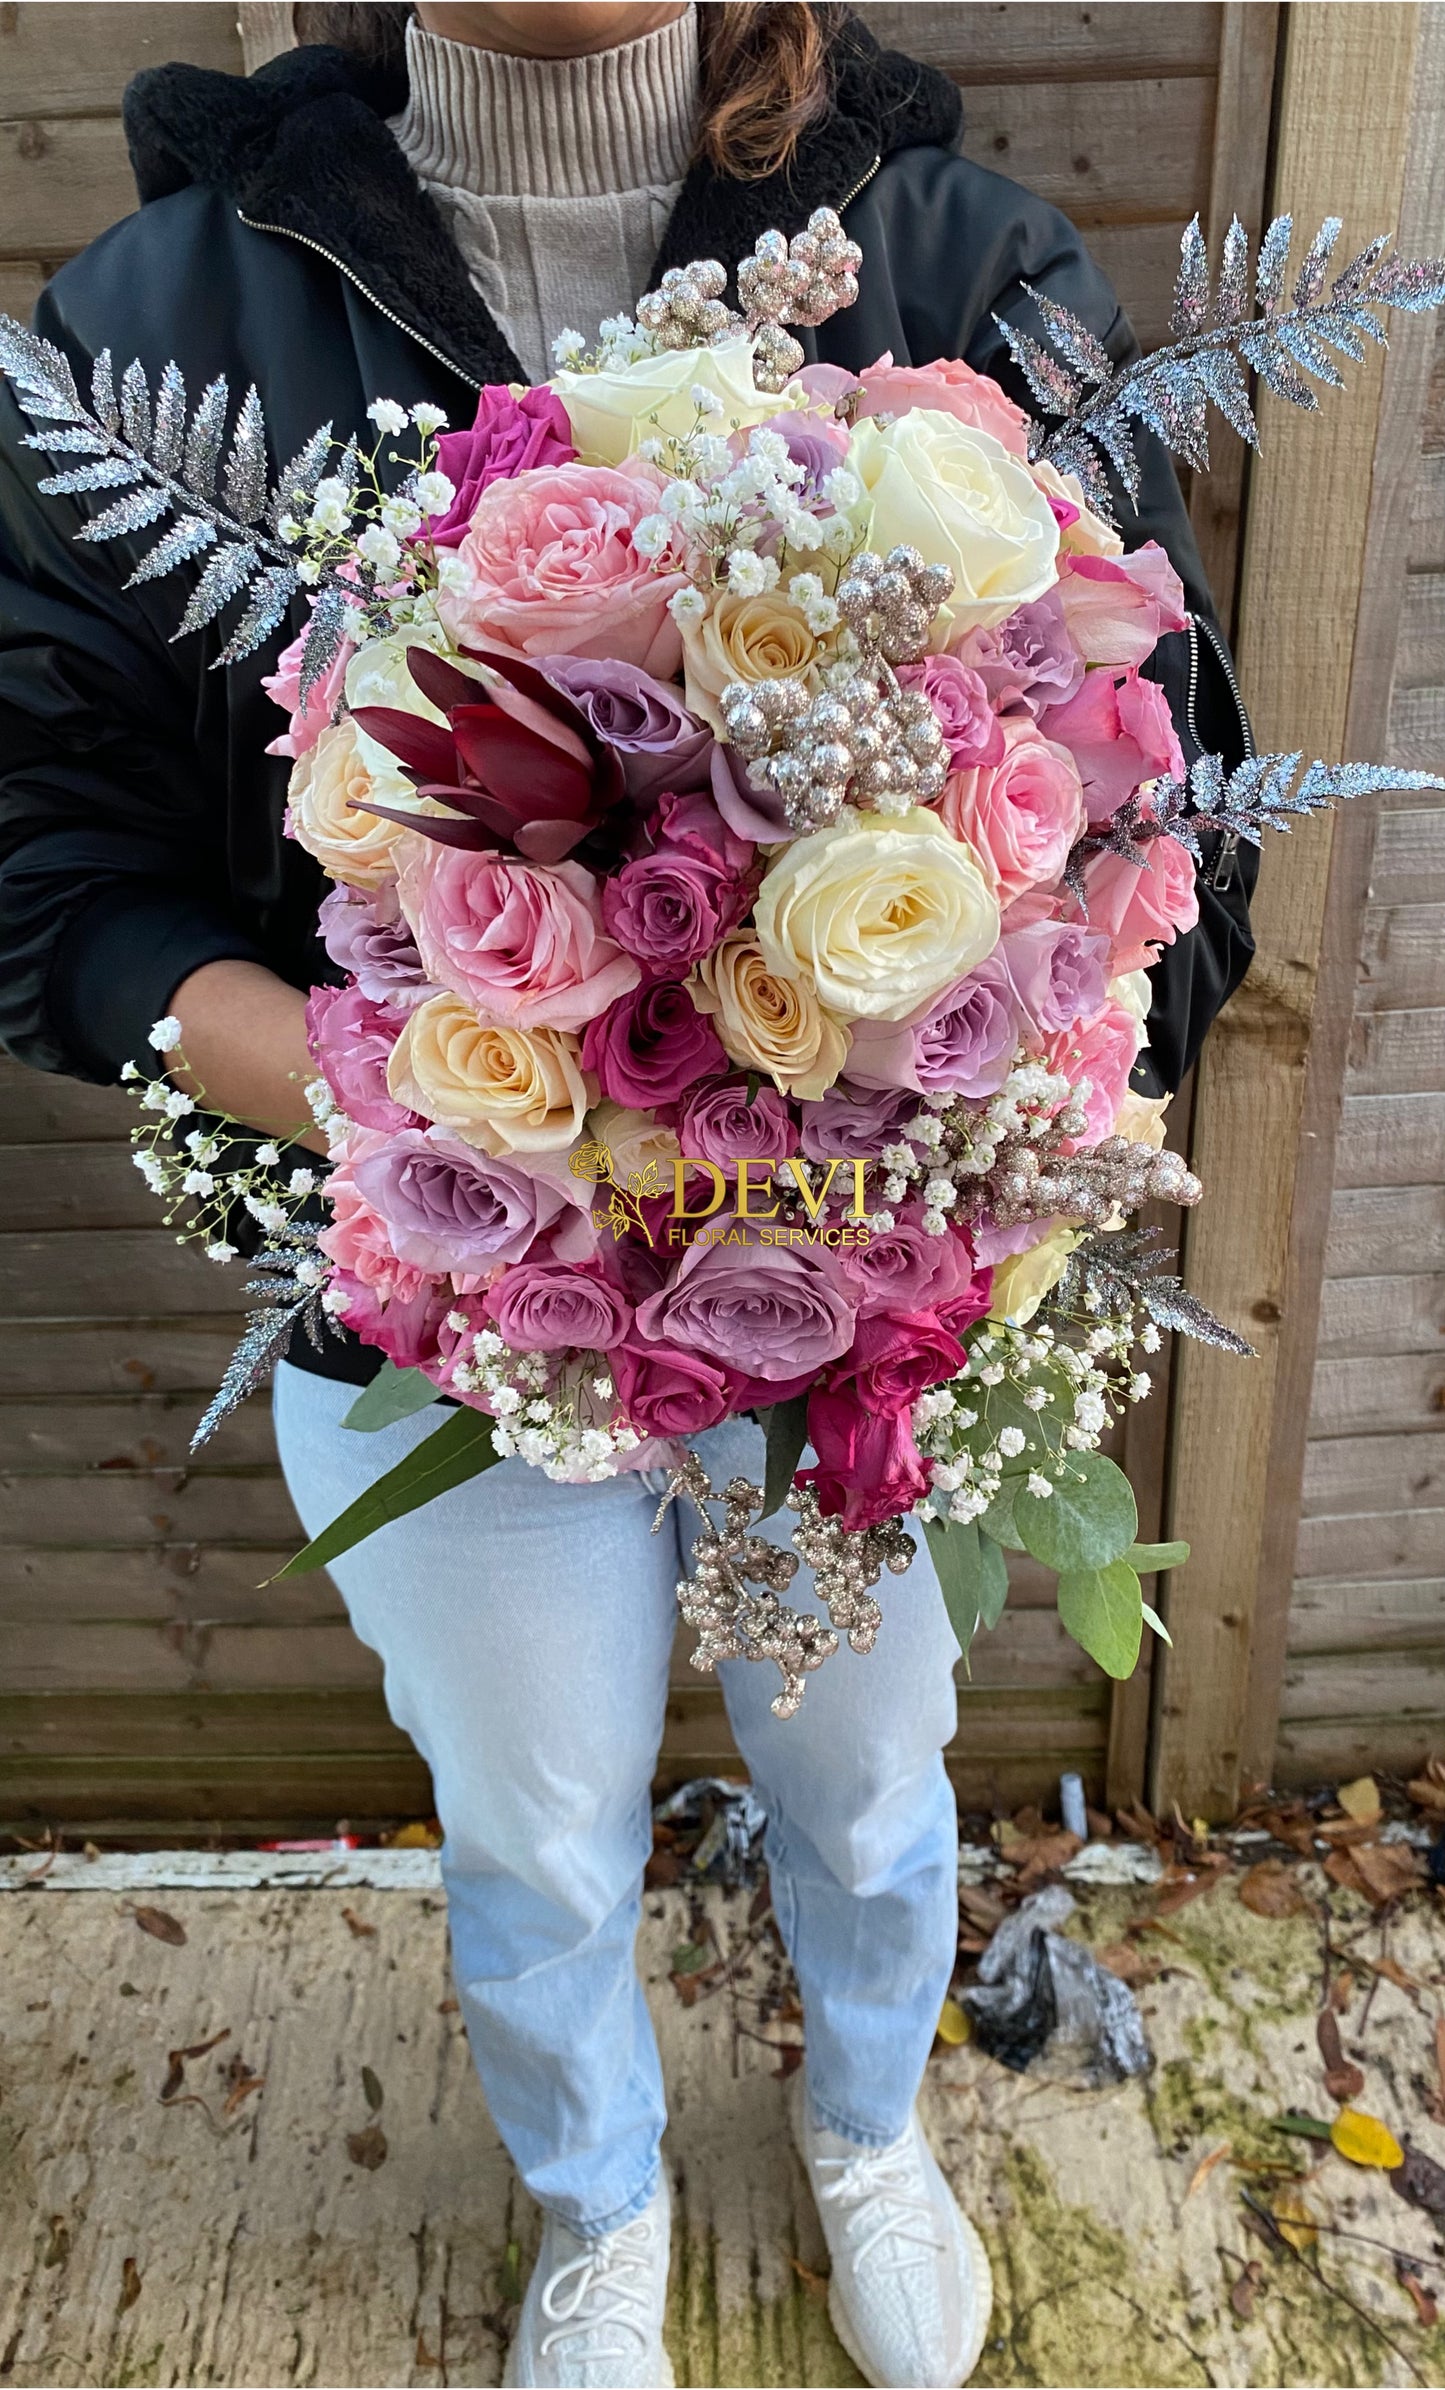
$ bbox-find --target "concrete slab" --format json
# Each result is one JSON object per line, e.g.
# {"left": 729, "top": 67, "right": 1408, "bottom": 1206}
{"left": 4, "top": 1864, "right": 1445, "bottom": 2386}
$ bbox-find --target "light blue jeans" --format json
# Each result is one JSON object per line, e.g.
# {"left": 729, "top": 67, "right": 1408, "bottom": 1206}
{"left": 274, "top": 1361, "right": 961, "bottom": 2236}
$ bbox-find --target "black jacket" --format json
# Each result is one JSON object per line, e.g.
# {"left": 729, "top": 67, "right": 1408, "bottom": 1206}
{"left": 0, "top": 25, "right": 1253, "bottom": 1242}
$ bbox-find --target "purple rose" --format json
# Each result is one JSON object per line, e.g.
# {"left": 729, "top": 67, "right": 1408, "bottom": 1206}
{"left": 581, "top": 980, "right": 728, "bottom": 1109}
{"left": 679, "top": 1076, "right": 796, "bottom": 1172}
{"left": 837, "top": 1211, "right": 986, "bottom": 1321}
{"left": 1000, "top": 919, "right": 1110, "bottom": 1035}
{"left": 635, "top": 1236, "right": 857, "bottom": 1381}
{"left": 352, "top": 1129, "right": 594, "bottom": 1273}
{"left": 898, "top": 655, "right": 1005, "bottom": 771}
{"left": 538, "top": 656, "right": 713, "bottom": 801}
{"left": 486, "top": 1261, "right": 632, "bottom": 1352}
{"left": 846, "top": 957, "right": 1021, "bottom": 1104}
{"left": 955, "top": 588, "right": 1084, "bottom": 716}
{"left": 798, "top": 1079, "right": 920, "bottom": 1163}
{"left": 427, "top": 385, "right": 575, "bottom": 546}
{"left": 760, "top": 408, "right": 848, "bottom": 499}
{"left": 710, "top": 741, "right": 795, "bottom": 844}
{"left": 305, "top": 982, "right": 415, "bottom": 1132}
{"left": 318, "top": 884, "right": 433, "bottom": 1008}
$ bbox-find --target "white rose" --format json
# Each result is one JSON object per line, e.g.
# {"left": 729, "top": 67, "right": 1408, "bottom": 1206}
{"left": 754, "top": 808, "right": 1001, "bottom": 1024}
{"left": 847, "top": 410, "right": 1060, "bottom": 638}
{"left": 551, "top": 337, "right": 803, "bottom": 467}
{"left": 343, "top": 630, "right": 482, "bottom": 792}
{"left": 1107, "top": 968, "right": 1154, "bottom": 1026}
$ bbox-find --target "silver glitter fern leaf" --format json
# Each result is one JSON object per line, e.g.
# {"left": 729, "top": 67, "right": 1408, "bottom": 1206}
{"left": 1051, "top": 1227, "right": 1256, "bottom": 1356}
{"left": 190, "top": 1228, "right": 337, "bottom": 1451}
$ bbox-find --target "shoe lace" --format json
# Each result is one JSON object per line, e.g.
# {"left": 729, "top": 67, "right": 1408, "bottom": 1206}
{"left": 815, "top": 2138, "right": 948, "bottom": 2273}
{"left": 538, "top": 2216, "right": 657, "bottom": 2361}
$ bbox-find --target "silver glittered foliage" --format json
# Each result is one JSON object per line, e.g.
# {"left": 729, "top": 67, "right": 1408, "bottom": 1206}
{"left": 0, "top": 314, "right": 333, "bottom": 670}
{"left": 655, "top": 1454, "right": 913, "bottom": 1717}
{"left": 997, "top": 211, "right": 1445, "bottom": 519}
{"left": 1051, "top": 1227, "right": 1256, "bottom": 1357}
{"left": 190, "top": 1226, "right": 338, "bottom": 1450}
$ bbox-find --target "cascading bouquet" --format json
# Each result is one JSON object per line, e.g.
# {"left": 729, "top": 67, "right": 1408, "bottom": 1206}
{"left": 5, "top": 205, "right": 1443, "bottom": 1715}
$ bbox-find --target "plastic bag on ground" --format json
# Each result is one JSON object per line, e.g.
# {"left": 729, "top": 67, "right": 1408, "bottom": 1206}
{"left": 962, "top": 1884, "right": 1151, "bottom": 2083}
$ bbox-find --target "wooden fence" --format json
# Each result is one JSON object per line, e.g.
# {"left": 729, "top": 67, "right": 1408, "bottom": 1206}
{"left": 0, "top": 2, "right": 1438, "bottom": 1834}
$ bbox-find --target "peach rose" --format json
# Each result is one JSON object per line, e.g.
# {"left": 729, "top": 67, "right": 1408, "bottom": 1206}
{"left": 856, "top": 352, "right": 1031, "bottom": 457}
{"left": 689, "top": 933, "right": 850, "bottom": 1101}
{"left": 681, "top": 588, "right": 820, "bottom": 735}
{"left": 287, "top": 716, "right": 415, "bottom": 889}
{"left": 437, "top": 459, "right": 685, "bottom": 676}
{"left": 938, "top": 718, "right": 1086, "bottom": 904}
{"left": 1054, "top": 543, "right": 1188, "bottom": 669}
{"left": 1080, "top": 835, "right": 1199, "bottom": 973}
{"left": 387, "top": 992, "right": 593, "bottom": 1155}
{"left": 1029, "top": 459, "right": 1125, "bottom": 558}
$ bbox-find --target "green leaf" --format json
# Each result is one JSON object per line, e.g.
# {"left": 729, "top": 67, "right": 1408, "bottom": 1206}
{"left": 923, "top": 1516, "right": 982, "bottom": 1666}
{"left": 342, "top": 1360, "right": 444, "bottom": 1432}
{"left": 275, "top": 1408, "right": 499, "bottom": 1577}
{"left": 1057, "top": 1559, "right": 1143, "bottom": 1678}
{"left": 1272, "top": 2112, "right": 1334, "bottom": 2143}
{"left": 758, "top": 1394, "right": 809, "bottom": 1518}
{"left": 977, "top": 1529, "right": 1010, "bottom": 1630}
{"left": 979, "top": 1478, "right": 1024, "bottom": 1551}
{"left": 1125, "top": 1539, "right": 1191, "bottom": 1573}
{"left": 1141, "top": 1600, "right": 1173, "bottom": 1646}
{"left": 1016, "top": 1451, "right": 1138, "bottom": 1572}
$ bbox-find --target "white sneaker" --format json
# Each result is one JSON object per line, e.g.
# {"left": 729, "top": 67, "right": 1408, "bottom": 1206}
{"left": 503, "top": 2175, "right": 674, "bottom": 2389}
{"left": 791, "top": 2075, "right": 992, "bottom": 2389}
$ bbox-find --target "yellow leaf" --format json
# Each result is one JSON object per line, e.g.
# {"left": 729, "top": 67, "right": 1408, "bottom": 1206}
{"left": 1330, "top": 2108, "right": 1404, "bottom": 2170}
{"left": 1271, "top": 2183, "right": 1318, "bottom": 2251}
{"left": 1336, "top": 1775, "right": 1382, "bottom": 1825}
{"left": 387, "top": 1820, "right": 443, "bottom": 1850}
{"left": 1191, "top": 1816, "right": 1211, "bottom": 1844}
{"left": 937, "top": 1998, "right": 972, "bottom": 2047}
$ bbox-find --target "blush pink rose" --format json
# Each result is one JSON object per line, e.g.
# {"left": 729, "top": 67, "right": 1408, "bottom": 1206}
{"left": 938, "top": 717, "right": 1086, "bottom": 903}
{"left": 262, "top": 610, "right": 355, "bottom": 758}
{"left": 1044, "top": 999, "right": 1143, "bottom": 1146}
{"left": 305, "top": 982, "right": 417, "bottom": 1133}
{"left": 438, "top": 459, "right": 685, "bottom": 676}
{"left": 397, "top": 843, "right": 639, "bottom": 1031}
{"left": 1055, "top": 545, "right": 1188, "bottom": 669}
{"left": 1080, "top": 835, "right": 1199, "bottom": 972}
{"left": 897, "top": 653, "right": 1005, "bottom": 770}
{"left": 855, "top": 352, "right": 1031, "bottom": 457}
{"left": 1042, "top": 666, "right": 1186, "bottom": 825}
{"left": 332, "top": 1267, "right": 455, "bottom": 1371}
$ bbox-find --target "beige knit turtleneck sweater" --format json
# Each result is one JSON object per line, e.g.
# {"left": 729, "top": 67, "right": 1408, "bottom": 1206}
{"left": 390, "top": 11, "right": 700, "bottom": 383}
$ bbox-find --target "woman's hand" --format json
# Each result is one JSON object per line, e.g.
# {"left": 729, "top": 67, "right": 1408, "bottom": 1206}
{"left": 168, "top": 958, "right": 329, "bottom": 1155}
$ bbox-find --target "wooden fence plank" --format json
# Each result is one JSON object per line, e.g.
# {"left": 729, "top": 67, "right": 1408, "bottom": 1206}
{"left": 1288, "top": 1577, "right": 1445, "bottom": 1655}
{"left": 856, "top": 4, "right": 1222, "bottom": 83}
{"left": 1280, "top": 1648, "right": 1445, "bottom": 1724}
{"left": 1274, "top": 1714, "right": 1445, "bottom": 1786}
{"left": 2, "top": 5, "right": 239, "bottom": 117}
{"left": 1387, "top": 686, "right": 1445, "bottom": 770}
{"left": 1324, "top": 1184, "right": 1445, "bottom": 1278}
{"left": 1369, "top": 805, "right": 1445, "bottom": 904}
{"left": 1317, "top": 1271, "right": 1445, "bottom": 1357}
{"left": 1301, "top": 1433, "right": 1445, "bottom": 1517}
{"left": 957, "top": 77, "right": 1214, "bottom": 224}
{"left": 1308, "top": 1353, "right": 1445, "bottom": 1438}
{"left": 0, "top": 1061, "right": 131, "bottom": 1141}
{"left": 0, "top": 1394, "right": 274, "bottom": 1472}
{"left": 1347, "top": 1006, "right": 1445, "bottom": 1095}
{"left": 0, "top": 1231, "right": 256, "bottom": 1319}
{"left": 0, "top": 115, "right": 136, "bottom": 262}
{"left": 1354, "top": 903, "right": 1445, "bottom": 1011}
{"left": 1335, "top": 1093, "right": 1445, "bottom": 1188}
{"left": 1, "top": 1320, "right": 251, "bottom": 1397}
{"left": 1, "top": 1471, "right": 300, "bottom": 1546}
{"left": 0, "top": 1144, "right": 171, "bottom": 1232}
{"left": 1295, "top": 1507, "right": 1443, "bottom": 1583}
{"left": 0, "top": 1545, "right": 341, "bottom": 1625}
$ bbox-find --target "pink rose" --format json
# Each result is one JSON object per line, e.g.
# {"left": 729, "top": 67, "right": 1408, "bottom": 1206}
{"left": 601, "top": 787, "right": 755, "bottom": 973}
{"left": 1080, "top": 835, "right": 1199, "bottom": 972}
{"left": 610, "top": 1335, "right": 739, "bottom": 1439}
{"left": 1055, "top": 545, "right": 1188, "bottom": 669}
{"left": 828, "top": 1309, "right": 966, "bottom": 1412}
{"left": 331, "top": 1266, "right": 454, "bottom": 1371}
{"left": 305, "top": 982, "right": 417, "bottom": 1133}
{"left": 262, "top": 607, "right": 355, "bottom": 758}
{"left": 1042, "top": 666, "right": 1185, "bottom": 825}
{"left": 838, "top": 1211, "right": 987, "bottom": 1322}
{"left": 485, "top": 1260, "right": 633, "bottom": 1352}
{"left": 1044, "top": 1000, "right": 1143, "bottom": 1146}
{"left": 898, "top": 653, "right": 1005, "bottom": 770}
{"left": 800, "top": 1393, "right": 930, "bottom": 1533}
{"left": 582, "top": 979, "right": 728, "bottom": 1109}
{"left": 938, "top": 718, "right": 1086, "bottom": 903}
{"left": 397, "top": 843, "right": 639, "bottom": 1031}
{"left": 438, "top": 459, "right": 685, "bottom": 676}
{"left": 427, "top": 385, "right": 576, "bottom": 546}
{"left": 320, "top": 1141, "right": 430, "bottom": 1304}
{"left": 855, "top": 352, "right": 1031, "bottom": 457}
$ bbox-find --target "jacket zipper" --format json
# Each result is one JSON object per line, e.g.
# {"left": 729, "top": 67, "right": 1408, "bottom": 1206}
{"left": 1185, "top": 610, "right": 1253, "bottom": 890}
{"left": 236, "top": 209, "right": 484, "bottom": 390}
{"left": 839, "top": 153, "right": 882, "bottom": 211}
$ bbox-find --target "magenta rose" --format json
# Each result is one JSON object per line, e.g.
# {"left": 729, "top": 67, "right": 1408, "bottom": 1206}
{"left": 486, "top": 1260, "right": 632, "bottom": 1352}
{"left": 832, "top": 1309, "right": 966, "bottom": 1412}
{"left": 898, "top": 653, "right": 1005, "bottom": 771}
{"left": 1000, "top": 918, "right": 1110, "bottom": 1036}
{"left": 634, "top": 1236, "right": 857, "bottom": 1382}
{"left": 940, "top": 718, "right": 1086, "bottom": 903}
{"left": 438, "top": 459, "right": 686, "bottom": 676}
{"left": 800, "top": 1393, "right": 931, "bottom": 1533}
{"left": 538, "top": 656, "right": 713, "bottom": 801}
{"left": 351, "top": 1126, "right": 596, "bottom": 1275}
{"left": 582, "top": 980, "right": 728, "bottom": 1109}
{"left": 306, "top": 982, "right": 416, "bottom": 1133}
{"left": 678, "top": 1076, "right": 796, "bottom": 1172}
{"left": 1080, "top": 835, "right": 1199, "bottom": 972}
{"left": 1044, "top": 1000, "right": 1144, "bottom": 1145}
{"left": 838, "top": 1213, "right": 987, "bottom": 1322}
{"left": 1055, "top": 544, "right": 1188, "bottom": 668}
{"left": 318, "top": 883, "right": 433, "bottom": 1009}
{"left": 1041, "top": 666, "right": 1185, "bottom": 825}
{"left": 426, "top": 385, "right": 576, "bottom": 546}
{"left": 397, "top": 843, "right": 638, "bottom": 1031}
{"left": 610, "top": 1335, "right": 738, "bottom": 1438}
{"left": 601, "top": 787, "right": 754, "bottom": 973}
{"left": 953, "top": 588, "right": 1083, "bottom": 716}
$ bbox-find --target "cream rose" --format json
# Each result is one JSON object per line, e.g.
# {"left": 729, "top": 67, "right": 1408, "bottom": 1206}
{"left": 689, "top": 933, "right": 850, "bottom": 1101}
{"left": 1108, "top": 968, "right": 1154, "bottom": 1027}
{"left": 753, "top": 809, "right": 1000, "bottom": 1024}
{"left": 1029, "top": 458, "right": 1125, "bottom": 558}
{"left": 587, "top": 1099, "right": 681, "bottom": 1186}
{"left": 551, "top": 337, "right": 803, "bottom": 467}
{"left": 988, "top": 1225, "right": 1079, "bottom": 1326}
{"left": 1113, "top": 1090, "right": 1170, "bottom": 1151}
{"left": 387, "top": 992, "right": 592, "bottom": 1155}
{"left": 847, "top": 410, "right": 1060, "bottom": 638}
{"left": 681, "top": 587, "right": 821, "bottom": 734}
{"left": 288, "top": 716, "right": 412, "bottom": 889}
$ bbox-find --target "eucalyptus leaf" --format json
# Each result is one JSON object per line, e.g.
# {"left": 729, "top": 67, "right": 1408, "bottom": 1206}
{"left": 1141, "top": 1601, "right": 1173, "bottom": 1646}
{"left": 342, "top": 1361, "right": 444, "bottom": 1433}
{"left": 758, "top": 1395, "right": 809, "bottom": 1518}
{"left": 1016, "top": 1451, "right": 1138, "bottom": 1573}
{"left": 1126, "top": 1539, "right": 1191, "bottom": 1572}
{"left": 275, "top": 1408, "right": 498, "bottom": 1577}
{"left": 976, "top": 1529, "right": 1010, "bottom": 1630}
{"left": 1057, "top": 1559, "right": 1143, "bottom": 1678}
{"left": 923, "top": 1516, "right": 981, "bottom": 1666}
{"left": 979, "top": 1477, "right": 1024, "bottom": 1551}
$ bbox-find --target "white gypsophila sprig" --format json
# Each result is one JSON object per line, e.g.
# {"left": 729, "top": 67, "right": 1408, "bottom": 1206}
{"left": 443, "top": 1319, "right": 641, "bottom": 1483}
{"left": 125, "top": 1022, "right": 329, "bottom": 1274}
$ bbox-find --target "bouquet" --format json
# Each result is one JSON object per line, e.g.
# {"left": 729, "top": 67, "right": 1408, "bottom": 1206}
{"left": 5, "top": 205, "right": 1443, "bottom": 1716}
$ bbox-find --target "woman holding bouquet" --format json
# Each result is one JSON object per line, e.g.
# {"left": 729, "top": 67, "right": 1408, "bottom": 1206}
{"left": 0, "top": 5, "right": 1253, "bottom": 2384}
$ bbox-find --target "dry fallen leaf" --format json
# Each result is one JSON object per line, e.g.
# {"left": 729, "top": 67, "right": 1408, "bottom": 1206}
{"left": 1271, "top": 2182, "right": 1319, "bottom": 2252}
{"left": 1393, "top": 2139, "right": 1445, "bottom": 2220}
{"left": 1229, "top": 2256, "right": 1264, "bottom": 2320}
{"left": 221, "top": 2053, "right": 265, "bottom": 2119}
{"left": 1336, "top": 1776, "right": 1384, "bottom": 1826}
{"left": 131, "top": 1905, "right": 186, "bottom": 1947}
{"left": 1154, "top": 1864, "right": 1227, "bottom": 1917}
{"left": 772, "top": 2042, "right": 804, "bottom": 2080}
{"left": 1408, "top": 1771, "right": 1445, "bottom": 1815}
{"left": 1316, "top": 2008, "right": 1365, "bottom": 2106}
{"left": 341, "top": 1907, "right": 376, "bottom": 1939}
{"left": 1095, "top": 1942, "right": 1163, "bottom": 1988}
{"left": 1369, "top": 1952, "right": 1423, "bottom": 1999}
{"left": 1262, "top": 1806, "right": 1317, "bottom": 1857}
{"left": 1325, "top": 1843, "right": 1424, "bottom": 1909}
{"left": 1185, "top": 2140, "right": 1232, "bottom": 2200}
{"left": 1330, "top": 2107, "right": 1405, "bottom": 2170}
{"left": 1396, "top": 2261, "right": 1440, "bottom": 2328}
{"left": 346, "top": 2122, "right": 388, "bottom": 2170}
{"left": 437, "top": 1996, "right": 460, "bottom": 2015}
{"left": 1239, "top": 1859, "right": 1307, "bottom": 1919}
{"left": 118, "top": 2257, "right": 142, "bottom": 2313}
{"left": 160, "top": 2027, "right": 230, "bottom": 2104}
{"left": 936, "top": 1998, "right": 971, "bottom": 2047}
{"left": 787, "top": 2252, "right": 828, "bottom": 2295}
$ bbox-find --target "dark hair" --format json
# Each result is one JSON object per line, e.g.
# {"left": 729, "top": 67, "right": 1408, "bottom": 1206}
{"left": 294, "top": 4, "right": 841, "bottom": 180}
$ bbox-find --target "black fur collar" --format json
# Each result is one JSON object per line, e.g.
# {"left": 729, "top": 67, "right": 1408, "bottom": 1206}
{"left": 123, "top": 16, "right": 962, "bottom": 387}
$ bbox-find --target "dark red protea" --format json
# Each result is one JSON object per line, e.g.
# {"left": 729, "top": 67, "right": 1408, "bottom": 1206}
{"left": 349, "top": 647, "right": 625, "bottom": 864}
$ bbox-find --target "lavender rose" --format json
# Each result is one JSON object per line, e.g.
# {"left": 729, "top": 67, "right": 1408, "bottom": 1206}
{"left": 318, "top": 884, "right": 433, "bottom": 1008}
{"left": 538, "top": 656, "right": 713, "bottom": 801}
{"left": 352, "top": 1128, "right": 594, "bottom": 1273}
{"left": 710, "top": 741, "right": 795, "bottom": 844}
{"left": 601, "top": 787, "right": 754, "bottom": 972}
{"left": 306, "top": 982, "right": 416, "bottom": 1132}
{"left": 678, "top": 1076, "right": 796, "bottom": 1172}
{"left": 486, "top": 1261, "right": 632, "bottom": 1352}
{"left": 635, "top": 1236, "right": 857, "bottom": 1381}
{"left": 1000, "top": 918, "right": 1110, "bottom": 1035}
{"left": 797, "top": 1079, "right": 921, "bottom": 1163}
{"left": 426, "top": 384, "right": 575, "bottom": 546}
{"left": 954, "top": 587, "right": 1084, "bottom": 716}
{"left": 898, "top": 654, "right": 1004, "bottom": 770}
{"left": 838, "top": 1212, "right": 986, "bottom": 1321}
{"left": 846, "top": 956, "right": 1021, "bottom": 1104}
